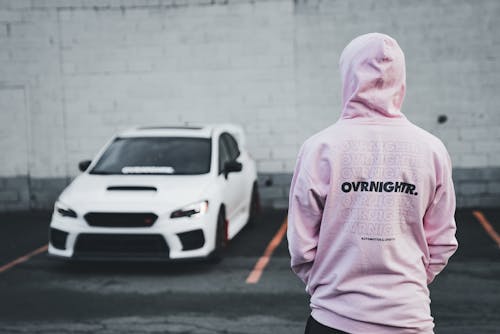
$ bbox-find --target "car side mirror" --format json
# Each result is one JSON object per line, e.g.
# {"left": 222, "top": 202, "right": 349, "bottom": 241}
{"left": 78, "top": 160, "right": 92, "bottom": 172}
{"left": 224, "top": 160, "right": 242, "bottom": 179}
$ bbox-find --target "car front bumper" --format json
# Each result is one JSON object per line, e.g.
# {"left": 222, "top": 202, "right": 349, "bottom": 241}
{"left": 48, "top": 209, "right": 218, "bottom": 261}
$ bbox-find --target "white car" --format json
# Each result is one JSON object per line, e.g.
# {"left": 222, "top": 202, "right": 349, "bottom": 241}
{"left": 48, "top": 124, "right": 260, "bottom": 261}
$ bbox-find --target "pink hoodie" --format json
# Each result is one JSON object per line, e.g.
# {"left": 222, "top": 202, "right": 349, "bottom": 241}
{"left": 287, "top": 33, "right": 458, "bottom": 334}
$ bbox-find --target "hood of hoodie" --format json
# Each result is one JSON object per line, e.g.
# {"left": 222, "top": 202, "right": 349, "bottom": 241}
{"left": 339, "top": 33, "right": 406, "bottom": 120}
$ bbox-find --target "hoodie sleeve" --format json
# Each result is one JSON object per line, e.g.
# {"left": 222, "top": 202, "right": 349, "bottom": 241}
{"left": 287, "top": 142, "right": 329, "bottom": 287}
{"left": 423, "top": 149, "right": 458, "bottom": 284}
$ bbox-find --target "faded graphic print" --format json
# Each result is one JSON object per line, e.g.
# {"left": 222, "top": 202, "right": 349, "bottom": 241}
{"left": 339, "top": 139, "right": 423, "bottom": 241}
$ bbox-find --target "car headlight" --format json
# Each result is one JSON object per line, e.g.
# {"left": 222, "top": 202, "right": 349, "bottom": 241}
{"left": 170, "top": 200, "right": 209, "bottom": 219}
{"left": 54, "top": 201, "right": 77, "bottom": 218}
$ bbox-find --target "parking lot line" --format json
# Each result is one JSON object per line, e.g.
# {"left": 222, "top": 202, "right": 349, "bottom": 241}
{"left": 246, "top": 218, "right": 288, "bottom": 284}
{"left": 472, "top": 210, "right": 500, "bottom": 249}
{"left": 0, "top": 244, "right": 48, "bottom": 274}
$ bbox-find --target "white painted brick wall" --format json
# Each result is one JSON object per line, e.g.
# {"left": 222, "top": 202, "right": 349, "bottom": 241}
{"left": 0, "top": 0, "right": 498, "bottom": 181}
{"left": 295, "top": 0, "right": 500, "bottom": 170}
{"left": 51, "top": 0, "right": 297, "bottom": 175}
{"left": 0, "top": 5, "right": 66, "bottom": 179}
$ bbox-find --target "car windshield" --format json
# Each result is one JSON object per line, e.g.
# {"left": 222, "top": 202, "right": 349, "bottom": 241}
{"left": 90, "top": 137, "right": 211, "bottom": 175}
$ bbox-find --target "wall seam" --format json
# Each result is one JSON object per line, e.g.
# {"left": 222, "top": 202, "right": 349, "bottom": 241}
{"left": 55, "top": 7, "right": 70, "bottom": 185}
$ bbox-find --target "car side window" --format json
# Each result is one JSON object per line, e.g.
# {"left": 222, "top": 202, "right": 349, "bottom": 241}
{"left": 218, "top": 136, "right": 231, "bottom": 175}
{"left": 225, "top": 133, "right": 240, "bottom": 160}
{"left": 221, "top": 133, "right": 240, "bottom": 161}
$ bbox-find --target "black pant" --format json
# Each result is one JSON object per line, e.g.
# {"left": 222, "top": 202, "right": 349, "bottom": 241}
{"left": 304, "top": 315, "right": 349, "bottom": 334}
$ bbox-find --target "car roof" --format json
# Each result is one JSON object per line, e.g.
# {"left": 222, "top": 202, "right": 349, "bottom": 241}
{"left": 118, "top": 124, "right": 245, "bottom": 142}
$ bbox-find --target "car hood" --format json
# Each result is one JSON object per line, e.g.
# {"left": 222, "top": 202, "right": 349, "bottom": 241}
{"left": 58, "top": 173, "right": 214, "bottom": 215}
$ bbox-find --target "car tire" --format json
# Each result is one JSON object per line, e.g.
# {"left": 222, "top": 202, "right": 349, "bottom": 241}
{"left": 247, "top": 182, "right": 261, "bottom": 227}
{"left": 209, "top": 209, "right": 226, "bottom": 263}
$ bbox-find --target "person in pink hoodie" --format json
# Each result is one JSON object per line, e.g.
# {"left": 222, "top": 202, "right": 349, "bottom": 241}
{"left": 287, "top": 33, "right": 458, "bottom": 334}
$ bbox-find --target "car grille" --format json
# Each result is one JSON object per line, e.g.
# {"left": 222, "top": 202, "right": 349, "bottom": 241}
{"left": 84, "top": 212, "right": 158, "bottom": 227}
{"left": 74, "top": 234, "right": 169, "bottom": 258}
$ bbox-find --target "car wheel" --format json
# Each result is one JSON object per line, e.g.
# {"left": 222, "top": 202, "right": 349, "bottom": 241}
{"left": 247, "top": 182, "right": 261, "bottom": 227}
{"left": 209, "top": 209, "right": 226, "bottom": 263}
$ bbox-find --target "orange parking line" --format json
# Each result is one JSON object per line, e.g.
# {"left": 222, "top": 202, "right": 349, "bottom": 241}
{"left": 472, "top": 210, "right": 500, "bottom": 248}
{"left": 246, "top": 218, "right": 287, "bottom": 284}
{"left": 0, "top": 244, "right": 48, "bottom": 274}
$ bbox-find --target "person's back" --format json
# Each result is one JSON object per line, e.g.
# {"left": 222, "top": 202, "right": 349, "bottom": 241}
{"left": 287, "top": 33, "right": 458, "bottom": 334}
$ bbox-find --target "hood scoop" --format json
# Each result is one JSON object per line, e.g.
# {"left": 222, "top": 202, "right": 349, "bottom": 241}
{"left": 107, "top": 186, "right": 157, "bottom": 192}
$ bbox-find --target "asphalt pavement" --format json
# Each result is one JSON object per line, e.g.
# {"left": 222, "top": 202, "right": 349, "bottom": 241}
{"left": 0, "top": 208, "right": 499, "bottom": 333}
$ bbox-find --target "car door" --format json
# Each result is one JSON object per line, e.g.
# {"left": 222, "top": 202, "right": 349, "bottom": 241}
{"left": 218, "top": 134, "right": 239, "bottom": 223}
{"left": 221, "top": 133, "right": 247, "bottom": 219}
